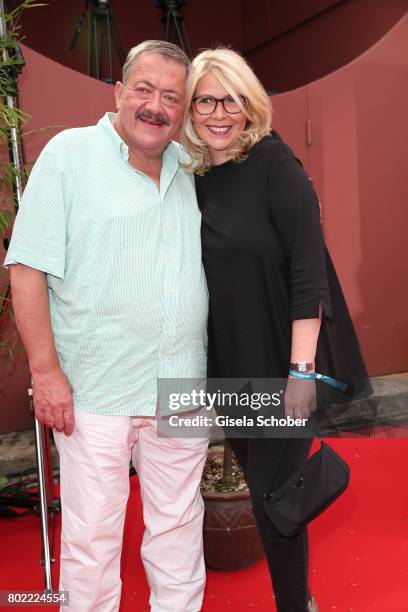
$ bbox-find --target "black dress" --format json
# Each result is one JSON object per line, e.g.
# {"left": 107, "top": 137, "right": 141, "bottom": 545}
{"left": 196, "top": 132, "right": 368, "bottom": 409}
{"left": 195, "top": 132, "right": 368, "bottom": 612}
{"left": 195, "top": 132, "right": 332, "bottom": 380}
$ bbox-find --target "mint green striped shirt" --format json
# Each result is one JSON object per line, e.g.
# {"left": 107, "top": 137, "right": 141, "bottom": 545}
{"left": 5, "top": 113, "right": 208, "bottom": 415}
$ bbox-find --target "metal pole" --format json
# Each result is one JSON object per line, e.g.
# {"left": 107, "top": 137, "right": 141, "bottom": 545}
{"left": 0, "top": 0, "right": 24, "bottom": 208}
{"left": 31, "top": 389, "right": 54, "bottom": 592}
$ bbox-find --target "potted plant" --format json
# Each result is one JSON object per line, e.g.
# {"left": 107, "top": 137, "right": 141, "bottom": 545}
{"left": 201, "top": 440, "right": 264, "bottom": 570}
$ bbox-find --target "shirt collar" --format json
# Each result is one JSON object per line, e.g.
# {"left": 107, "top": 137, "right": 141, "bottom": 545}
{"left": 97, "top": 112, "right": 128, "bottom": 159}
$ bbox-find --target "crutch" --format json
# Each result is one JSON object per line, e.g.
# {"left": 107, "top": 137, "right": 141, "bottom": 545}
{"left": 29, "top": 387, "right": 60, "bottom": 592}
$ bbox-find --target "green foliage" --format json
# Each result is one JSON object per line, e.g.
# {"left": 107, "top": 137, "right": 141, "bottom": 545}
{"left": 0, "top": 0, "right": 43, "bottom": 363}
{"left": 0, "top": 1, "right": 39, "bottom": 239}
{"left": 213, "top": 479, "right": 236, "bottom": 493}
{"left": 0, "top": 1, "right": 45, "bottom": 97}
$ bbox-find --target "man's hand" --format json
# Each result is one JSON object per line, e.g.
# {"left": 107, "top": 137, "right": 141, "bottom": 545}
{"left": 32, "top": 367, "right": 74, "bottom": 436}
{"left": 284, "top": 376, "right": 317, "bottom": 420}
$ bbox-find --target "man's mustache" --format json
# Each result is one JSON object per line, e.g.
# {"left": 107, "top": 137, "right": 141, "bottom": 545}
{"left": 136, "top": 109, "right": 170, "bottom": 126}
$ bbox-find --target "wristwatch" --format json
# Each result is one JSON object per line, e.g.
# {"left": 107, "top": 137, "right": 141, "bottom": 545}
{"left": 289, "top": 362, "right": 315, "bottom": 373}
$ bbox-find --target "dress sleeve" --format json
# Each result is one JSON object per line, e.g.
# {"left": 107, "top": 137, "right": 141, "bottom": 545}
{"left": 268, "top": 154, "right": 332, "bottom": 320}
{"left": 4, "top": 143, "right": 71, "bottom": 279}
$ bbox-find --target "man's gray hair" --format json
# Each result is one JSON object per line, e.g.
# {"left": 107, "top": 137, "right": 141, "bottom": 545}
{"left": 122, "top": 40, "right": 190, "bottom": 83}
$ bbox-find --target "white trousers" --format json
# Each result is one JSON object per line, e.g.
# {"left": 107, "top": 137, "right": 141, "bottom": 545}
{"left": 54, "top": 409, "right": 209, "bottom": 612}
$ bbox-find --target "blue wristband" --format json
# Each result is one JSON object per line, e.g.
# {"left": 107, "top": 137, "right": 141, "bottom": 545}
{"left": 289, "top": 370, "right": 315, "bottom": 380}
{"left": 288, "top": 369, "right": 348, "bottom": 392}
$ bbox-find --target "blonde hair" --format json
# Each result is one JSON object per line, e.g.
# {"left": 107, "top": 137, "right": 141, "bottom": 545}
{"left": 182, "top": 48, "right": 272, "bottom": 175}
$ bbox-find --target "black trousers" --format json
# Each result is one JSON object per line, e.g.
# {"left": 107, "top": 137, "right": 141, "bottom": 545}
{"left": 227, "top": 437, "right": 313, "bottom": 612}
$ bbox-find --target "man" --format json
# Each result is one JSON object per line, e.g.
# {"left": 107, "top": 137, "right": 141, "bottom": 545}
{"left": 5, "top": 41, "right": 209, "bottom": 611}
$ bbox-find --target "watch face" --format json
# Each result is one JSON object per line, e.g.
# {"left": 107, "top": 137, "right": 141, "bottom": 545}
{"left": 291, "top": 363, "right": 313, "bottom": 372}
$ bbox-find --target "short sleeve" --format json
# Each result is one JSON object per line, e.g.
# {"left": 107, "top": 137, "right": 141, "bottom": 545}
{"left": 4, "top": 143, "right": 71, "bottom": 279}
{"left": 268, "top": 155, "right": 332, "bottom": 320}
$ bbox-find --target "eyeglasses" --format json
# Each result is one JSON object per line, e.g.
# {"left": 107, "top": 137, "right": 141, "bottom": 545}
{"left": 192, "top": 95, "right": 246, "bottom": 115}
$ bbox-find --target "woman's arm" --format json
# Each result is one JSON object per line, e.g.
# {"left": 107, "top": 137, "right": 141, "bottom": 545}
{"left": 268, "top": 152, "right": 329, "bottom": 420}
{"left": 284, "top": 308, "right": 322, "bottom": 420}
{"left": 268, "top": 153, "right": 331, "bottom": 321}
{"left": 290, "top": 312, "right": 321, "bottom": 366}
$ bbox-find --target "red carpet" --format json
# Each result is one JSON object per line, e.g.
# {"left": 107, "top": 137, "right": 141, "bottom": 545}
{"left": 1, "top": 439, "right": 408, "bottom": 611}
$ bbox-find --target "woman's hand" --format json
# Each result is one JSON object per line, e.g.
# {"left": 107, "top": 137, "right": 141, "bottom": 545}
{"left": 284, "top": 375, "right": 317, "bottom": 420}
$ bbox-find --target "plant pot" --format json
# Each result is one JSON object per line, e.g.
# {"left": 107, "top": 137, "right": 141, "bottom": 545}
{"left": 202, "top": 488, "right": 264, "bottom": 570}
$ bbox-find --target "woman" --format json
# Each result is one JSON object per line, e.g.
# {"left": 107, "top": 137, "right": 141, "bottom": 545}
{"left": 182, "top": 49, "right": 367, "bottom": 611}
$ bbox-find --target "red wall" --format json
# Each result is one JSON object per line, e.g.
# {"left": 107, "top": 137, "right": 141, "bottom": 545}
{"left": 244, "top": 0, "right": 408, "bottom": 91}
{"left": 243, "top": 0, "right": 343, "bottom": 51}
{"left": 271, "top": 16, "right": 408, "bottom": 374}
{"left": 20, "top": 0, "right": 408, "bottom": 91}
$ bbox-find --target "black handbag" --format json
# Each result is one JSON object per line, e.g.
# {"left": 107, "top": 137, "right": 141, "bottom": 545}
{"left": 263, "top": 440, "right": 350, "bottom": 537}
